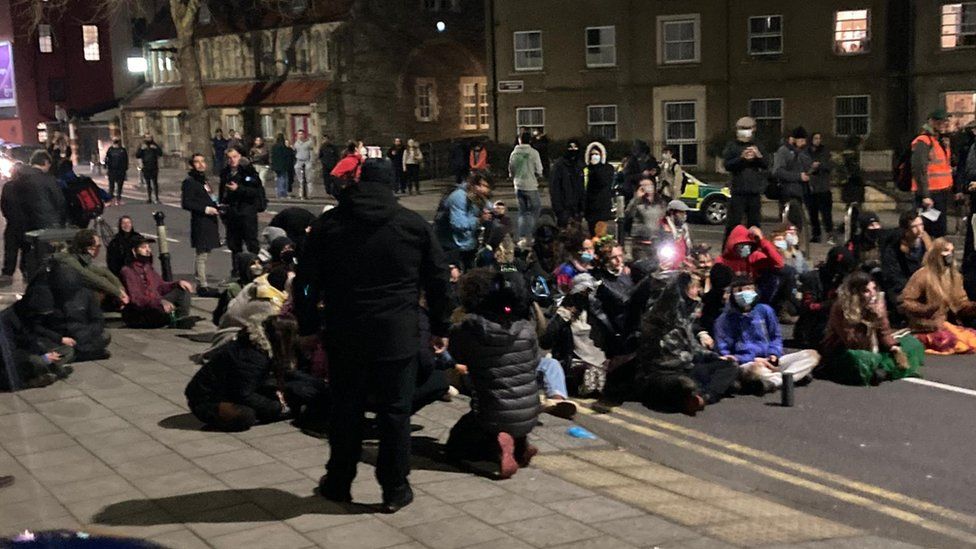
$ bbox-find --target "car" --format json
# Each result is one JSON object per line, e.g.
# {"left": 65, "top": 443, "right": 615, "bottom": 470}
{"left": 675, "top": 171, "right": 731, "bottom": 225}
{"left": 0, "top": 143, "right": 46, "bottom": 182}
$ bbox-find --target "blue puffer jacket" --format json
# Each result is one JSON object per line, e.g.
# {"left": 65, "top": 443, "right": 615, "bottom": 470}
{"left": 714, "top": 303, "right": 783, "bottom": 363}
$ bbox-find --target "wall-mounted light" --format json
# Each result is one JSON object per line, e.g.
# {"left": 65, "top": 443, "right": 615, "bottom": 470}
{"left": 127, "top": 56, "right": 148, "bottom": 73}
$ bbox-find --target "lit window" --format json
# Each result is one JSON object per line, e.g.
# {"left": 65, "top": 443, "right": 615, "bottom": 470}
{"left": 415, "top": 78, "right": 436, "bottom": 122}
{"left": 261, "top": 114, "right": 275, "bottom": 138}
{"left": 585, "top": 26, "right": 616, "bottom": 67}
{"left": 658, "top": 15, "right": 700, "bottom": 64}
{"left": 38, "top": 24, "right": 53, "bottom": 53}
{"left": 223, "top": 114, "right": 242, "bottom": 135}
{"left": 749, "top": 98, "right": 783, "bottom": 140}
{"left": 748, "top": 15, "right": 782, "bottom": 55}
{"left": 82, "top": 25, "right": 99, "bottom": 61}
{"left": 164, "top": 115, "right": 181, "bottom": 154}
{"left": 945, "top": 92, "right": 976, "bottom": 132}
{"left": 514, "top": 31, "right": 543, "bottom": 71}
{"left": 587, "top": 105, "right": 617, "bottom": 141}
{"left": 834, "top": 10, "right": 870, "bottom": 54}
{"left": 835, "top": 95, "right": 870, "bottom": 136}
{"left": 664, "top": 101, "right": 698, "bottom": 166}
{"left": 460, "top": 77, "right": 489, "bottom": 130}
{"left": 515, "top": 107, "right": 545, "bottom": 134}
{"left": 942, "top": 3, "right": 976, "bottom": 49}
{"left": 478, "top": 84, "right": 489, "bottom": 128}
{"left": 134, "top": 115, "right": 148, "bottom": 136}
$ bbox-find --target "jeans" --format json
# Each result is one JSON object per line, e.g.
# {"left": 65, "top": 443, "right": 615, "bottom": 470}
{"left": 516, "top": 190, "right": 542, "bottom": 241}
{"left": 295, "top": 160, "right": 313, "bottom": 199}
{"left": 804, "top": 192, "right": 834, "bottom": 239}
{"left": 916, "top": 190, "right": 950, "bottom": 238}
{"left": 275, "top": 172, "right": 289, "bottom": 198}
{"left": 537, "top": 357, "right": 568, "bottom": 398}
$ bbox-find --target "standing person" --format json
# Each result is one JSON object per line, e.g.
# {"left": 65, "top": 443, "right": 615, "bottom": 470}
{"left": 723, "top": 117, "right": 769, "bottom": 240}
{"left": 626, "top": 177, "right": 666, "bottom": 260}
{"left": 220, "top": 148, "right": 266, "bottom": 277}
{"left": 270, "top": 134, "right": 292, "bottom": 199}
{"left": 583, "top": 142, "right": 614, "bottom": 237}
{"left": 181, "top": 154, "right": 221, "bottom": 296}
{"left": 388, "top": 138, "right": 405, "bottom": 194}
{"left": 912, "top": 109, "right": 953, "bottom": 238}
{"left": 226, "top": 129, "right": 243, "bottom": 151}
{"left": 549, "top": 139, "right": 584, "bottom": 227}
{"left": 773, "top": 127, "right": 812, "bottom": 233}
{"left": 403, "top": 139, "right": 424, "bottom": 195}
{"left": 136, "top": 133, "right": 163, "bottom": 204}
{"left": 293, "top": 129, "right": 315, "bottom": 199}
{"left": 621, "top": 140, "right": 657, "bottom": 204}
{"left": 249, "top": 136, "right": 271, "bottom": 187}
{"left": 531, "top": 129, "right": 550, "bottom": 179}
{"left": 658, "top": 145, "right": 684, "bottom": 199}
{"left": 448, "top": 141, "right": 469, "bottom": 186}
{"left": 434, "top": 172, "right": 493, "bottom": 269}
{"left": 103, "top": 138, "right": 128, "bottom": 206}
{"left": 47, "top": 131, "right": 72, "bottom": 176}
{"left": 0, "top": 159, "right": 31, "bottom": 286}
{"left": 469, "top": 141, "right": 489, "bottom": 174}
{"left": 212, "top": 129, "right": 229, "bottom": 175}
{"left": 318, "top": 134, "right": 340, "bottom": 195}
{"left": 21, "top": 151, "right": 66, "bottom": 280}
{"left": 297, "top": 159, "right": 453, "bottom": 513}
{"left": 805, "top": 132, "right": 834, "bottom": 243}
{"left": 509, "top": 132, "right": 543, "bottom": 245}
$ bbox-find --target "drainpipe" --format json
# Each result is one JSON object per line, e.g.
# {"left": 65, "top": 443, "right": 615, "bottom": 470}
{"left": 487, "top": 0, "right": 499, "bottom": 142}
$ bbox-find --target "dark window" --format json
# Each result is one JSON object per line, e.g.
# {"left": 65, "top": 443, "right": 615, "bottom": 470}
{"left": 48, "top": 79, "right": 66, "bottom": 103}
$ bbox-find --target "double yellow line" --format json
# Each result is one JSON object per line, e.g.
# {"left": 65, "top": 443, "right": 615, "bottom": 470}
{"left": 576, "top": 402, "right": 976, "bottom": 545}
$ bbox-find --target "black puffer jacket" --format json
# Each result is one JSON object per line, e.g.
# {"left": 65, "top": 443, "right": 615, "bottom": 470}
{"left": 449, "top": 315, "right": 540, "bottom": 438}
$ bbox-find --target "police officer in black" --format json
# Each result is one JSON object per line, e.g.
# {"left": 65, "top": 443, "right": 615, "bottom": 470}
{"left": 219, "top": 147, "right": 266, "bottom": 277}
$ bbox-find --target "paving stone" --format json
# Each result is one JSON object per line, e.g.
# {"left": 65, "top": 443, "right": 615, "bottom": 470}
{"left": 170, "top": 436, "right": 251, "bottom": 459}
{"left": 65, "top": 492, "right": 159, "bottom": 524}
{"left": 640, "top": 499, "right": 742, "bottom": 527}
{"left": 127, "top": 469, "right": 226, "bottom": 499}
{"left": 76, "top": 427, "right": 155, "bottom": 451}
{"left": 0, "top": 495, "right": 72, "bottom": 529}
{"left": 656, "top": 535, "right": 739, "bottom": 548}
{"left": 710, "top": 495, "right": 806, "bottom": 518}
{"left": 0, "top": 393, "right": 31, "bottom": 414}
{"left": 89, "top": 440, "right": 171, "bottom": 467}
{"left": 592, "top": 515, "right": 700, "bottom": 547}
{"left": 405, "top": 467, "right": 468, "bottom": 485}
{"left": 499, "top": 514, "right": 601, "bottom": 547}
{"left": 458, "top": 494, "right": 554, "bottom": 525}
{"left": 0, "top": 412, "right": 62, "bottom": 441}
{"left": 31, "top": 458, "right": 115, "bottom": 486}
{"left": 306, "top": 516, "right": 412, "bottom": 549}
{"left": 460, "top": 535, "right": 535, "bottom": 549}
{"left": 615, "top": 464, "right": 698, "bottom": 484}
{"left": 277, "top": 446, "right": 330, "bottom": 469}
{"left": 790, "top": 536, "right": 923, "bottom": 549}
{"left": 704, "top": 518, "right": 825, "bottom": 546}
{"left": 0, "top": 475, "right": 53, "bottom": 505}
{"left": 210, "top": 522, "right": 314, "bottom": 549}
{"left": 387, "top": 543, "right": 429, "bottom": 549}
{"left": 546, "top": 495, "right": 644, "bottom": 524}
{"left": 657, "top": 479, "right": 749, "bottom": 500}
{"left": 375, "top": 494, "right": 466, "bottom": 529}
{"left": 47, "top": 474, "right": 140, "bottom": 505}
{"left": 284, "top": 506, "right": 373, "bottom": 533}
{"left": 33, "top": 396, "right": 116, "bottom": 425}
{"left": 91, "top": 390, "right": 173, "bottom": 411}
{"left": 17, "top": 384, "right": 85, "bottom": 403}
{"left": 550, "top": 535, "right": 639, "bottom": 549}
{"left": 248, "top": 431, "right": 327, "bottom": 454}
{"left": 115, "top": 452, "right": 197, "bottom": 480}
{"left": 217, "top": 462, "right": 306, "bottom": 489}
{"left": 185, "top": 502, "right": 276, "bottom": 539}
{"left": 495, "top": 470, "right": 595, "bottom": 504}
{"left": 421, "top": 476, "right": 508, "bottom": 504}
{"left": 530, "top": 453, "right": 593, "bottom": 471}
{"left": 402, "top": 515, "right": 508, "bottom": 549}
{"left": 555, "top": 467, "right": 636, "bottom": 488}
{"left": 571, "top": 449, "right": 651, "bottom": 468}
{"left": 1, "top": 432, "right": 77, "bottom": 457}
{"left": 148, "top": 528, "right": 212, "bottom": 549}
{"left": 81, "top": 508, "right": 187, "bottom": 539}
{"left": 17, "top": 444, "right": 99, "bottom": 471}
{"left": 780, "top": 514, "right": 861, "bottom": 540}
{"left": 60, "top": 415, "right": 133, "bottom": 436}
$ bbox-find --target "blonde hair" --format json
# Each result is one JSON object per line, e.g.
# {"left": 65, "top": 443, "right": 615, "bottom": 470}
{"left": 919, "top": 237, "right": 956, "bottom": 304}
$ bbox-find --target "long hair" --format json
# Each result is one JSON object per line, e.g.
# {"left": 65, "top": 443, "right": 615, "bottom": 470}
{"left": 919, "top": 237, "right": 957, "bottom": 304}
{"left": 263, "top": 315, "right": 298, "bottom": 389}
{"left": 836, "top": 271, "right": 875, "bottom": 327}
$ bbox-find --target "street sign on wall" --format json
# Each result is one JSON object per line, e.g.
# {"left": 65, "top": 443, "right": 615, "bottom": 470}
{"left": 498, "top": 80, "right": 524, "bottom": 93}
{"left": 0, "top": 42, "right": 15, "bottom": 108}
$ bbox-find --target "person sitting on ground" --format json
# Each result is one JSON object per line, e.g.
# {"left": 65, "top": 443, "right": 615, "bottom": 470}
{"left": 625, "top": 176, "right": 666, "bottom": 261}
{"left": 655, "top": 200, "right": 693, "bottom": 271}
{"left": 185, "top": 315, "right": 325, "bottom": 432}
{"left": 204, "top": 267, "right": 291, "bottom": 360}
{"left": 901, "top": 238, "right": 976, "bottom": 354}
{"left": 880, "top": 210, "right": 931, "bottom": 327}
{"left": 258, "top": 226, "right": 288, "bottom": 264}
{"left": 635, "top": 271, "right": 738, "bottom": 415}
{"left": 267, "top": 236, "right": 297, "bottom": 272}
{"left": 53, "top": 229, "right": 129, "bottom": 310}
{"left": 268, "top": 207, "right": 317, "bottom": 253}
{"left": 553, "top": 229, "right": 594, "bottom": 294}
{"left": 714, "top": 277, "right": 820, "bottom": 394}
{"left": 447, "top": 268, "right": 541, "bottom": 479}
{"left": 819, "top": 271, "right": 924, "bottom": 385}
{"left": 848, "top": 210, "right": 884, "bottom": 275}
{"left": 699, "top": 263, "right": 735, "bottom": 337}
{"left": 540, "top": 273, "right": 607, "bottom": 398}
{"left": 106, "top": 216, "right": 143, "bottom": 278}
{"left": 771, "top": 225, "right": 808, "bottom": 275}
{"left": 793, "top": 246, "right": 857, "bottom": 349}
{"left": 120, "top": 237, "right": 196, "bottom": 329}
{"left": 34, "top": 257, "right": 111, "bottom": 361}
{"left": 0, "top": 305, "right": 73, "bottom": 390}
{"left": 716, "top": 225, "right": 784, "bottom": 282}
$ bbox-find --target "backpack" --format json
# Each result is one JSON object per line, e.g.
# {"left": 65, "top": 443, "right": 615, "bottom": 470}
{"left": 894, "top": 146, "right": 913, "bottom": 192}
{"left": 65, "top": 176, "right": 104, "bottom": 227}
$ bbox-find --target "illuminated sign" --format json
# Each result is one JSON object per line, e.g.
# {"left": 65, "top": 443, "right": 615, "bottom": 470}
{"left": 0, "top": 42, "right": 15, "bottom": 108}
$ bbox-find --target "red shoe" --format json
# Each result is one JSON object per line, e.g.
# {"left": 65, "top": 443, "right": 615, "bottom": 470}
{"left": 682, "top": 394, "right": 706, "bottom": 416}
{"left": 497, "top": 433, "right": 519, "bottom": 479}
{"left": 517, "top": 443, "right": 538, "bottom": 467}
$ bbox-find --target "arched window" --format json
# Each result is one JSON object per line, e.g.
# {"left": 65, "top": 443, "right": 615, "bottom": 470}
{"left": 294, "top": 30, "right": 309, "bottom": 73}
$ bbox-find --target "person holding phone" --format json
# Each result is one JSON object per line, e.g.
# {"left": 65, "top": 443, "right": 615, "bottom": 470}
{"left": 722, "top": 117, "right": 769, "bottom": 242}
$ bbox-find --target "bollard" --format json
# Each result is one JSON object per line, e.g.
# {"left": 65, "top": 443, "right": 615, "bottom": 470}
{"left": 781, "top": 372, "right": 795, "bottom": 407}
{"left": 153, "top": 211, "right": 173, "bottom": 282}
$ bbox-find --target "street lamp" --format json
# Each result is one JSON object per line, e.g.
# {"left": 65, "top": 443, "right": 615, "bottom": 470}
{"left": 436, "top": 21, "right": 446, "bottom": 32}
{"left": 126, "top": 56, "right": 148, "bottom": 73}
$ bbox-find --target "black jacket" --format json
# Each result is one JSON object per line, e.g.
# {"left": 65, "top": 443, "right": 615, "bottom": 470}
{"left": 21, "top": 165, "right": 66, "bottom": 230}
{"left": 319, "top": 143, "right": 339, "bottom": 173}
{"left": 723, "top": 140, "right": 770, "bottom": 196}
{"left": 449, "top": 315, "right": 541, "bottom": 437}
{"left": 18, "top": 259, "right": 108, "bottom": 355}
{"left": 219, "top": 162, "right": 266, "bottom": 224}
{"left": 106, "top": 229, "right": 143, "bottom": 278}
{"left": 104, "top": 146, "right": 129, "bottom": 176}
{"left": 295, "top": 180, "right": 453, "bottom": 360}
{"left": 549, "top": 156, "right": 584, "bottom": 220}
{"left": 880, "top": 232, "right": 928, "bottom": 305}
{"left": 807, "top": 144, "right": 833, "bottom": 195}
{"left": 638, "top": 273, "right": 716, "bottom": 382}
{"left": 1, "top": 169, "right": 30, "bottom": 229}
{"left": 584, "top": 163, "right": 615, "bottom": 223}
{"left": 135, "top": 141, "right": 163, "bottom": 172}
{"left": 180, "top": 170, "right": 221, "bottom": 252}
{"left": 269, "top": 207, "right": 316, "bottom": 251}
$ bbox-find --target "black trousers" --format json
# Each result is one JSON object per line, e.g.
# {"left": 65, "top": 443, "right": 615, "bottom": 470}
{"left": 326, "top": 351, "right": 416, "bottom": 492}
{"left": 406, "top": 164, "right": 421, "bottom": 192}
{"left": 143, "top": 169, "right": 159, "bottom": 202}
{"left": 2, "top": 226, "right": 27, "bottom": 277}
{"left": 226, "top": 220, "right": 260, "bottom": 275}
{"left": 916, "top": 190, "right": 950, "bottom": 238}
{"left": 108, "top": 174, "right": 125, "bottom": 200}
{"left": 804, "top": 191, "right": 834, "bottom": 239}
{"left": 445, "top": 411, "right": 529, "bottom": 463}
{"left": 725, "top": 193, "right": 762, "bottom": 240}
{"left": 121, "top": 287, "right": 191, "bottom": 328}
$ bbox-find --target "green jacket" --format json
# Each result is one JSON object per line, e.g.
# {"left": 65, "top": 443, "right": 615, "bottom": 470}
{"left": 53, "top": 252, "right": 124, "bottom": 298}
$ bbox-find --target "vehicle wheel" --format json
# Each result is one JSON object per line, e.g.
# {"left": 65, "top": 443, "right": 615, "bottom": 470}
{"left": 701, "top": 196, "right": 728, "bottom": 225}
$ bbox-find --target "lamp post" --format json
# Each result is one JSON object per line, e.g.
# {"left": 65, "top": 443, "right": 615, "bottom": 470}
{"left": 153, "top": 210, "right": 173, "bottom": 281}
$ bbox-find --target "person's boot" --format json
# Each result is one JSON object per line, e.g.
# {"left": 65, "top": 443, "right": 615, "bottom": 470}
{"left": 380, "top": 483, "right": 414, "bottom": 514}
{"left": 25, "top": 373, "right": 58, "bottom": 389}
{"left": 681, "top": 393, "right": 706, "bottom": 416}
{"left": 48, "top": 363, "right": 73, "bottom": 380}
{"left": 541, "top": 397, "right": 578, "bottom": 419}
{"left": 497, "top": 432, "right": 519, "bottom": 479}
{"left": 318, "top": 475, "right": 353, "bottom": 503}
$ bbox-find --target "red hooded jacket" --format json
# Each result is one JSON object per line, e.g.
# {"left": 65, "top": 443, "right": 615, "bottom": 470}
{"left": 715, "top": 225, "right": 784, "bottom": 279}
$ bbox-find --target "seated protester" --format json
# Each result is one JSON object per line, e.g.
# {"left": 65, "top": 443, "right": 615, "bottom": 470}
{"left": 258, "top": 226, "right": 288, "bottom": 264}
{"left": 185, "top": 315, "right": 326, "bottom": 432}
{"left": 120, "top": 237, "right": 196, "bottom": 329}
{"left": 767, "top": 225, "right": 805, "bottom": 322}
{"left": 689, "top": 244, "right": 714, "bottom": 287}
{"left": 590, "top": 238, "right": 640, "bottom": 381}
{"left": 902, "top": 238, "right": 976, "bottom": 354}
{"left": 655, "top": 200, "right": 693, "bottom": 271}
{"left": 490, "top": 201, "right": 513, "bottom": 234}
{"left": 413, "top": 302, "right": 454, "bottom": 414}
{"left": 53, "top": 229, "right": 129, "bottom": 310}
{"left": 447, "top": 268, "right": 541, "bottom": 479}
{"left": 848, "top": 210, "right": 883, "bottom": 275}
{"left": 700, "top": 263, "right": 735, "bottom": 337}
{"left": 43, "top": 258, "right": 111, "bottom": 362}
{"left": 771, "top": 225, "right": 808, "bottom": 275}
{"left": 880, "top": 210, "right": 930, "bottom": 327}
{"left": 268, "top": 236, "right": 296, "bottom": 271}
{"left": 0, "top": 307, "right": 73, "bottom": 390}
{"left": 714, "top": 276, "right": 820, "bottom": 394}
{"left": 635, "top": 271, "right": 738, "bottom": 415}
{"left": 106, "top": 216, "right": 143, "bottom": 278}
{"left": 793, "top": 246, "right": 857, "bottom": 349}
{"left": 205, "top": 268, "right": 291, "bottom": 359}
{"left": 625, "top": 176, "right": 666, "bottom": 261}
{"left": 553, "top": 235, "right": 594, "bottom": 294}
{"left": 211, "top": 252, "right": 263, "bottom": 326}
{"left": 540, "top": 273, "right": 607, "bottom": 397}
{"left": 268, "top": 206, "right": 317, "bottom": 252}
{"left": 820, "top": 271, "right": 924, "bottom": 385}
{"left": 716, "top": 225, "right": 785, "bottom": 285}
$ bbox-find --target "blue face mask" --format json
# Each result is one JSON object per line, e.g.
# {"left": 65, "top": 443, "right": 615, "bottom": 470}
{"left": 580, "top": 252, "right": 594, "bottom": 264}
{"left": 774, "top": 240, "right": 788, "bottom": 251}
{"left": 737, "top": 245, "right": 752, "bottom": 258}
{"left": 734, "top": 290, "right": 758, "bottom": 308}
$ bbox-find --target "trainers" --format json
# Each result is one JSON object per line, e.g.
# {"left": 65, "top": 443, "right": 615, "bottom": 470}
{"left": 318, "top": 475, "right": 352, "bottom": 503}
{"left": 682, "top": 393, "right": 706, "bottom": 416}
{"left": 197, "top": 287, "right": 221, "bottom": 298}
{"left": 542, "top": 398, "right": 578, "bottom": 419}
{"left": 25, "top": 373, "right": 58, "bottom": 389}
{"left": 440, "top": 385, "right": 460, "bottom": 402}
{"left": 497, "top": 432, "right": 519, "bottom": 479}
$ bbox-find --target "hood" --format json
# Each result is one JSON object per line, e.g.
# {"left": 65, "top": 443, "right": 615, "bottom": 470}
{"left": 336, "top": 180, "right": 399, "bottom": 223}
{"left": 585, "top": 142, "right": 608, "bottom": 164}
{"left": 261, "top": 226, "right": 288, "bottom": 248}
{"left": 457, "top": 314, "right": 527, "bottom": 347}
{"left": 252, "top": 274, "right": 288, "bottom": 308}
{"left": 235, "top": 252, "right": 260, "bottom": 284}
{"left": 243, "top": 315, "right": 273, "bottom": 357}
{"left": 723, "top": 225, "right": 753, "bottom": 255}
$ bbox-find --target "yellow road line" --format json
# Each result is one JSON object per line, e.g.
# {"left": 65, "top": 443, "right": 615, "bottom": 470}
{"left": 575, "top": 405, "right": 976, "bottom": 545}
{"left": 605, "top": 405, "right": 976, "bottom": 529}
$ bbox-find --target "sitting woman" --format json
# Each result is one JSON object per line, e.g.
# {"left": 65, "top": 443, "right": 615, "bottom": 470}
{"left": 820, "top": 271, "right": 924, "bottom": 385}
{"left": 553, "top": 228, "right": 594, "bottom": 294}
{"left": 902, "top": 238, "right": 976, "bottom": 354}
{"left": 185, "top": 315, "right": 327, "bottom": 431}
{"left": 106, "top": 215, "right": 143, "bottom": 278}
{"left": 202, "top": 267, "right": 291, "bottom": 361}
{"left": 771, "top": 225, "right": 808, "bottom": 275}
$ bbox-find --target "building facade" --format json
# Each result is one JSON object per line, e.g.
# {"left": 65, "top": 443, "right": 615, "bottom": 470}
{"left": 489, "top": 0, "right": 976, "bottom": 170}
{"left": 122, "top": 0, "right": 487, "bottom": 158}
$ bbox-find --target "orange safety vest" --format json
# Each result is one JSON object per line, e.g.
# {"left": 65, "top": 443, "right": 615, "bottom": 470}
{"left": 911, "top": 133, "right": 953, "bottom": 192}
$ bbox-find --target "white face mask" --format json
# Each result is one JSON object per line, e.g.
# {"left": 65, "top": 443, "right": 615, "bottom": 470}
{"left": 785, "top": 234, "right": 799, "bottom": 247}
{"left": 736, "top": 128, "right": 754, "bottom": 140}
{"left": 590, "top": 154, "right": 602, "bottom": 165}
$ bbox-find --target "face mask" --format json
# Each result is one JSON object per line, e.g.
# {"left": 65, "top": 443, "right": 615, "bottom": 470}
{"left": 734, "top": 289, "right": 758, "bottom": 308}
{"left": 736, "top": 128, "right": 754, "bottom": 140}
{"left": 280, "top": 250, "right": 296, "bottom": 265}
{"left": 580, "top": 252, "right": 594, "bottom": 264}
{"left": 865, "top": 228, "right": 880, "bottom": 242}
{"left": 737, "top": 245, "right": 752, "bottom": 258}
{"left": 774, "top": 240, "right": 788, "bottom": 251}
{"left": 785, "top": 234, "right": 799, "bottom": 247}
{"left": 136, "top": 254, "right": 153, "bottom": 264}
{"left": 590, "top": 154, "right": 601, "bottom": 165}
{"left": 943, "top": 255, "right": 953, "bottom": 267}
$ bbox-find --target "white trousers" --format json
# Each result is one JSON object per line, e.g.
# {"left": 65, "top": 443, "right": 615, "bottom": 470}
{"left": 739, "top": 349, "right": 820, "bottom": 388}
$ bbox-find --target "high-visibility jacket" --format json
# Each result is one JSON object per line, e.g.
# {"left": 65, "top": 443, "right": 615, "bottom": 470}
{"left": 911, "top": 133, "right": 953, "bottom": 192}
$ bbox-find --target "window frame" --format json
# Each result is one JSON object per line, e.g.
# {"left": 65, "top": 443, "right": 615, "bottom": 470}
{"left": 163, "top": 114, "right": 182, "bottom": 155}
{"left": 82, "top": 25, "right": 100, "bottom": 61}
{"left": 833, "top": 9, "right": 871, "bottom": 55}
{"left": 834, "top": 95, "right": 871, "bottom": 137}
{"left": 513, "top": 30, "right": 544, "bottom": 72}
{"left": 515, "top": 107, "right": 545, "bottom": 133}
{"left": 587, "top": 104, "right": 618, "bottom": 141}
{"left": 662, "top": 100, "right": 699, "bottom": 167}
{"left": 585, "top": 26, "right": 617, "bottom": 68}
{"left": 941, "top": 3, "right": 976, "bottom": 50}
{"left": 943, "top": 91, "right": 976, "bottom": 132}
{"left": 459, "top": 77, "right": 489, "bottom": 131}
{"left": 748, "top": 97, "right": 784, "bottom": 133}
{"left": 747, "top": 15, "right": 783, "bottom": 56}
{"left": 38, "top": 24, "right": 53, "bottom": 53}
{"left": 415, "top": 78, "right": 437, "bottom": 122}
{"left": 657, "top": 14, "right": 701, "bottom": 65}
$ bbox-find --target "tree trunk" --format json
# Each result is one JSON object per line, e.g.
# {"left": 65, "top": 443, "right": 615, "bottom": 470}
{"left": 170, "top": 0, "right": 209, "bottom": 157}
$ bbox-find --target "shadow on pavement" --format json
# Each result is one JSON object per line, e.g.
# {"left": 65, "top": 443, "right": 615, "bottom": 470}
{"left": 362, "top": 435, "right": 499, "bottom": 480}
{"left": 157, "top": 413, "right": 205, "bottom": 431}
